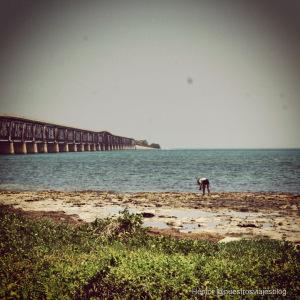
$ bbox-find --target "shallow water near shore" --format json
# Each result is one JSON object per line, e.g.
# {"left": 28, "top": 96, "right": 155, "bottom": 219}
{"left": 1, "top": 190, "right": 299, "bottom": 242}
{"left": 1, "top": 149, "right": 300, "bottom": 193}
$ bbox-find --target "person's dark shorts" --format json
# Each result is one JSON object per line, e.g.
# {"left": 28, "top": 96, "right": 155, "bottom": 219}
{"left": 202, "top": 179, "right": 209, "bottom": 185}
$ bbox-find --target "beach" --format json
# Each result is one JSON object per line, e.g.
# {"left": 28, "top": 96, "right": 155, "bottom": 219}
{"left": 1, "top": 190, "right": 299, "bottom": 243}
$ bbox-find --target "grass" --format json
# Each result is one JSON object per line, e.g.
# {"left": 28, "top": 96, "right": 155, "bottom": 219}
{"left": 0, "top": 205, "right": 299, "bottom": 299}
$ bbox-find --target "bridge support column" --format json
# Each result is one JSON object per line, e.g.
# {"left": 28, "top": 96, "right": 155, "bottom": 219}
{"left": 9, "top": 142, "right": 14, "bottom": 154}
{"left": 78, "top": 144, "right": 85, "bottom": 152}
{"left": 0, "top": 141, "right": 15, "bottom": 154}
{"left": 59, "top": 143, "right": 69, "bottom": 152}
{"left": 14, "top": 142, "right": 27, "bottom": 154}
{"left": 95, "top": 144, "right": 100, "bottom": 151}
{"left": 54, "top": 143, "right": 59, "bottom": 153}
{"left": 37, "top": 142, "right": 48, "bottom": 153}
{"left": 27, "top": 142, "right": 38, "bottom": 154}
{"left": 69, "top": 144, "right": 77, "bottom": 152}
{"left": 84, "top": 144, "right": 90, "bottom": 151}
{"left": 48, "top": 142, "right": 59, "bottom": 153}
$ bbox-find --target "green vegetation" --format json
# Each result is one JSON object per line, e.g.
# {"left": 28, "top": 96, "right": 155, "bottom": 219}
{"left": 0, "top": 206, "right": 299, "bottom": 299}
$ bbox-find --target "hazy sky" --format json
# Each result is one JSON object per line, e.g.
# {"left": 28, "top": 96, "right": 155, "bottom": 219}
{"left": 0, "top": 0, "right": 299, "bottom": 148}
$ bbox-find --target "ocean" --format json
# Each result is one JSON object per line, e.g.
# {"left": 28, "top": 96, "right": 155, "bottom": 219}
{"left": 0, "top": 149, "right": 299, "bottom": 193}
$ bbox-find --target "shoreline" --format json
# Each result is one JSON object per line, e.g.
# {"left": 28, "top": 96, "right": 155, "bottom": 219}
{"left": 1, "top": 190, "right": 299, "bottom": 243}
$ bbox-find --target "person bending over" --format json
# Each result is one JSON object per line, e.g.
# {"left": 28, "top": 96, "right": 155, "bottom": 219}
{"left": 197, "top": 177, "right": 210, "bottom": 195}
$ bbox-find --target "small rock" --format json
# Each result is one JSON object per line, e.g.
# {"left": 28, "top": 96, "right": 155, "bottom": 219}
{"left": 166, "top": 220, "right": 183, "bottom": 227}
{"left": 158, "top": 215, "right": 173, "bottom": 218}
{"left": 291, "top": 205, "right": 298, "bottom": 211}
{"left": 237, "top": 223, "right": 258, "bottom": 228}
{"left": 239, "top": 207, "right": 249, "bottom": 212}
{"left": 141, "top": 211, "right": 155, "bottom": 218}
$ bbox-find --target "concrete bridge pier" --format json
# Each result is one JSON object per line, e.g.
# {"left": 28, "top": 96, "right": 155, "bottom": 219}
{"left": 37, "top": 142, "right": 48, "bottom": 153}
{"left": 95, "top": 144, "right": 100, "bottom": 151}
{"left": 78, "top": 144, "right": 85, "bottom": 152}
{"left": 27, "top": 142, "right": 38, "bottom": 154}
{"left": 84, "top": 144, "right": 90, "bottom": 151}
{"left": 48, "top": 142, "right": 59, "bottom": 153}
{"left": 14, "top": 142, "right": 27, "bottom": 154}
{"left": 0, "top": 141, "right": 15, "bottom": 154}
{"left": 59, "top": 143, "right": 69, "bottom": 152}
{"left": 9, "top": 142, "right": 14, "bottom": 154}
{"left": 69, "top": 144, "right": 77, "bottom": 152}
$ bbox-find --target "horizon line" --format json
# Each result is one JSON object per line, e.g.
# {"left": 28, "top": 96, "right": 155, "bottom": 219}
{"left": 163, "top": 147, "right": 300, "bottom": 150}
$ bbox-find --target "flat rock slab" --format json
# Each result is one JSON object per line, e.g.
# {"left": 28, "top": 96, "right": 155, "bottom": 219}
{"left": 218, "top": 237, "right": 243, "bottom": 243}
{"left": 0, "top": 190, "right": 299, "bottom": 243}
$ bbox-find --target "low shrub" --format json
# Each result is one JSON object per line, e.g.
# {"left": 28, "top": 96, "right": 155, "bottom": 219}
{"left": 0, "top": 206, "right": 299, "bottom": 299}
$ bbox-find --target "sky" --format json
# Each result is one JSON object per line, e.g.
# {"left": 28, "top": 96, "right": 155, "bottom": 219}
{"left": 0, "top": 0, "right": 299, "bottom": 149}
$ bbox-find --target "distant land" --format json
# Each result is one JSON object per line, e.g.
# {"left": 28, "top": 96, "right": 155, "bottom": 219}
{"left": 135, "top": 139, "right": 161, "bottom": 149}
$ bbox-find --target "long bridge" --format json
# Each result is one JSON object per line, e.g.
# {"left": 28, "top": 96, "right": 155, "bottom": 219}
{"left": 0, "top": 116, "right": 136, "bottom": 154}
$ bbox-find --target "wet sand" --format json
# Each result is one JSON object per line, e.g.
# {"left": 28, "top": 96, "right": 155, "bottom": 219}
{"left": 0, "top": 190, "right": 299, "bottom": 243}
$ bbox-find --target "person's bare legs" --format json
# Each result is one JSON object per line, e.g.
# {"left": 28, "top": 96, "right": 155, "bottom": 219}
{"left": 203, "top": 185, "right": 206, "bottom": 195}
{"left": 207, "top": 184, "right": 210, "bottom": 195}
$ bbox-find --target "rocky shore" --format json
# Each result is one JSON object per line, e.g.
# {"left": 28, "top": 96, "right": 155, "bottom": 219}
{"left": 0, "top": 190, "right": 299, "bottom": 243}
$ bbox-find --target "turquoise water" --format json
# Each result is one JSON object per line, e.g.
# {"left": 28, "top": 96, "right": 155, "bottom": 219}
{"left": 0, "top": 149, "right": 299, "bottom": 193}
